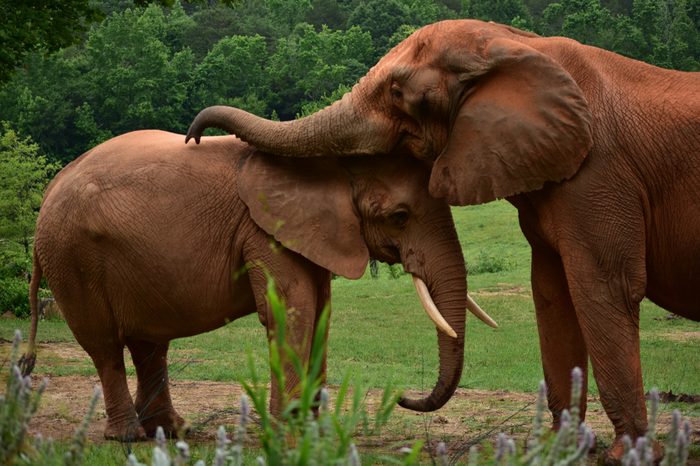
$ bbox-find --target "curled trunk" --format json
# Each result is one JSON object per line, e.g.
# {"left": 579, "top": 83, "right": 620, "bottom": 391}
{"left": 399, "top": 233, "right": 467, "bottom": 412}
{"left": 185, "top": 93, "right": 392, "bottom": 157}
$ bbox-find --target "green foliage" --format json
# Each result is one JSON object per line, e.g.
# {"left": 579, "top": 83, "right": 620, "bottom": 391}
{"left": 82, "top": 5, "right": 195, "bottom": 136}
{"left": 298, "top": 84, "right": 352, "bottom": 117}
{"left": 0, "top": 125, "right": 55, "bottom": 318}
{"left": 470, "top": 250, "right": 510, "bottom": 275}
{"left": 0, "top": 124, "right": 57, "bottom": 262}
{"left": 539, "top": 0, "right": 699, "bottom": 68}
{"left": 189, "top": 34, "right": 270, "bottom": 115}
{"left": 347, "top": 0, "right": 413, "bottom": 55}
{"left": 0, "top": 0, "right": 103, "bottom": 84}
{"left": 0, "top": 279, "right": 30, "bottom": 318}
{"left": 267, "top": 23, "right": 373, "bottom": 118}
{"left": 467, "top": 0, "right": 534, "bottom": 28}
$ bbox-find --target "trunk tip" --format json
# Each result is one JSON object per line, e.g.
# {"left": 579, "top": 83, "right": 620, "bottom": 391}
{"left": 397, "top": 394, "right": 448, "bottom": 412}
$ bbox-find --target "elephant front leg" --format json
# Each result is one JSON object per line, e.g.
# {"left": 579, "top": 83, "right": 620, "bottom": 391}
{"left": 561, "top": 244, "right": 657, "bottom": 464}
{"left": 267, "top": 271, "right": 331, "bottom": 417}
{"left": 530, "top": 243, "right": 589, "bottom": 428}
{"left": 126, "top": 339, "right": 185, "bottom": 437}
{"left": 245, "top": 245, "right": 332, "bottom": 417}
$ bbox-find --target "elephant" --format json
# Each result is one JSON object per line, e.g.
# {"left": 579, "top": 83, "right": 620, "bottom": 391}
{"left": 21, "top": 129, "right": 495, "bottom": 442}
{"left": 184, "top": 19, "right": 700, "bottom": 463}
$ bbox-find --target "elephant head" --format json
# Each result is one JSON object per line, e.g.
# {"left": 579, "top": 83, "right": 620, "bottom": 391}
{"left": 237, "top": 150, "right": 495, "bottom": 412}
{"left": 186, "top": 19, "right": 593, "bottom": 206}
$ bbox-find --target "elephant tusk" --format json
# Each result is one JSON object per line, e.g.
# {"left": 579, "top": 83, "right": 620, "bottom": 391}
{"left": 466, "top": 294, "right": 498, "bottom": 328}
{"left": 412, "top": 275, "right": 458, "bottom": 339}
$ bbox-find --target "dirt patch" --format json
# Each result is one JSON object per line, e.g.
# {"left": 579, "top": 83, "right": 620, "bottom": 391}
{"left": 658, "top": 331, "right": 700, "bottom": 342}
{"left": 474, "top": 285, "right": 530, "bottom": 297}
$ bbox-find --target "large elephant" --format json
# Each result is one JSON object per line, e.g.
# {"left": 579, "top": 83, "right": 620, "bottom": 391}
{"left": 22, "top": 129, "right": 493, "bottom": 442}
{"left": 185, "top": 19, "right": 700, "bottom": 462}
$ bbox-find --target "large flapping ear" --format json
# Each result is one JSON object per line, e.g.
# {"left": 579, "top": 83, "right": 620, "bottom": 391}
{"left": 238, "top": 153, "right": 369, "bottom": 279}
{"left": 430, "top": 37, "right": 593, "bottom": 205}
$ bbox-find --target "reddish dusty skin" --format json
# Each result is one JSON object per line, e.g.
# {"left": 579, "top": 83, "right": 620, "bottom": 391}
{"left": 185, "top": 19, "right": 699, "bottom": 464}
{"left": 24, "top": 131, "right": 468, "bottom": 441}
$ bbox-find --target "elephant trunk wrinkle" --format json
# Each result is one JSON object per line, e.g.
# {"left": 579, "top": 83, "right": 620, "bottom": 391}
{"left": 399, "top": 228, "right": 467, "bottom": 412}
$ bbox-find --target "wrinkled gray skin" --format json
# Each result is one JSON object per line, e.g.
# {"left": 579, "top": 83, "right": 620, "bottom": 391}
{"left": 185, "top": 19, "right": 700, "bottom": 464}
{"left": 24, "top": 130, "right": 467, "bottom": 441}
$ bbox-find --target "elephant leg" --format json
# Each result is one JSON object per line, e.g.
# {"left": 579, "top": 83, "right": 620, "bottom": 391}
{"left": 126, "top": 339, "right": 185, "bottom": 437}
{"left": 530, "top": 243, "right": 589, "bottom": 428}
{"left": 245, "top": 244, "right": 332, "bottom": 416}
{"left": 87, "top": 343, "right": 145, "bottom": 441}
{"left": 560, "top": 239, "right": 654, "bottom": 463}
{"left": 57, "top": 289, "right": 145, "bottom": 441}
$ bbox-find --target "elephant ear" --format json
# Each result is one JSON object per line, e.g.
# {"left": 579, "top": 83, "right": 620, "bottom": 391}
{"left": 238, "top": 152, "right": 369, "bottom": 279}
{"left": 429, "top": 37, "right": 593, "bottom": 205}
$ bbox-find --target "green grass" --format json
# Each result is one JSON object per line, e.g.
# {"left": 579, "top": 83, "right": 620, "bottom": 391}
{"left": 1, "top": 200, "right": 698, "bottom": 397}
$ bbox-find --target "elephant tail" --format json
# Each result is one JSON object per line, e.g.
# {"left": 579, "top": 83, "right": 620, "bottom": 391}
{"left": 20, "top": 251, "right": 41, "bottom": 376}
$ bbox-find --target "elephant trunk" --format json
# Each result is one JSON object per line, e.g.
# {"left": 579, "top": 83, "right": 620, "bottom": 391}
{"left": 185, "top": 93, "right": 392, "bottom": 157}
{"left": 399, "top": 229, "right": 467, "bottom": 412}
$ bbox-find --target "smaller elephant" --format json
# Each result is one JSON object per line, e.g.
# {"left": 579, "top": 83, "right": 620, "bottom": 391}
{"left": 22, "top": 130, "right": 493, "bottom": 441}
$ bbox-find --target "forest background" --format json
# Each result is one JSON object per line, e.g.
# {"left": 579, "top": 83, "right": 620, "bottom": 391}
{"left": 0, "top": 0, "right": 698, "bottom": 312}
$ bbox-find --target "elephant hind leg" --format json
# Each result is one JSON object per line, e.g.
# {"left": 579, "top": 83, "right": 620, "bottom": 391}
{"left": 57, "top": 290, "right": 145, "bottom": 442}
{"left": 126, "top": 339, "right": 185, "bottom": 437}
{"left": 82, "top": 341, "right": 145, "bottom": 441}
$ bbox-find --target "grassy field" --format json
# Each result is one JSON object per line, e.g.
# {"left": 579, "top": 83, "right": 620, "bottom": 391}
{"left": 1, "top": 200, "right": 698, "bottom": 464}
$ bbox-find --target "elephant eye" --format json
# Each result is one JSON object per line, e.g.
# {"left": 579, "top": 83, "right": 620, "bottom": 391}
{"left": 388, "top": 209, "right": 410, "bottom": 228}
{"left": 390, "top": 84, "right": 403, "bottom": 101}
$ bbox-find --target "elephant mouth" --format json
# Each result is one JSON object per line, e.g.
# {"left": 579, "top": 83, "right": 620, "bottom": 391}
{"left": 375, "top": 244, "right": 401, "bottom": 264}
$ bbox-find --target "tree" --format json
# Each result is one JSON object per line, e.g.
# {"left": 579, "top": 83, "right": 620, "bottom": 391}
{"left": 189, "top": 35, "right": 270, "bottom": 115}
{"left": 184, "top": 1, "right": 280, "bottom": 59}
{"left": 82, "top": 4, "right": 195, "bottom": 136}
{"left": 347, "top": 0, "right": 413, "bottom": 56}
{"left": 0, "top": 124, "right": 57, "bottom": 263}
{"left": 0, "top": 50, "right": 87, "bottom": 164}
{"left": 267, "top": 24, "right": 374, "bottom": 118}
{"left": 306, "top": 0, "right": 354, "bottom": 29}
{"left": 466, "top": 0, "right": 534, "bottom": 28}
{"left": 0, "top": 0, "right": 103, "bottom": 84}
{"left": 632, "top": 0, "right": 699, "bottom": 70}
{"left": 540, "top": 0, "right": 648, "bottom": 59}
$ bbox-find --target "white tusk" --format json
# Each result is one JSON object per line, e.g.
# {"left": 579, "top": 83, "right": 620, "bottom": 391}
{"left": 412, "top": 275, "right": 458, "bottom": 339}
{"left": 467, "top": 294, "right": 498, "bottom": 328}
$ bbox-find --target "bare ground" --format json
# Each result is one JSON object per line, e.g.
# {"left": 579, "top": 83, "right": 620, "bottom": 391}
{"left": 7, "top": 341, "right": 697, "bottom": 464}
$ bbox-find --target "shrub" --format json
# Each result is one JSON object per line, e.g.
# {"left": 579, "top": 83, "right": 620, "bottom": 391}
{"left": 0, "top": 277, "right": 29, "bottom": 317}
{"left": 470, "top": 250, "right": 509, "bottom": 275}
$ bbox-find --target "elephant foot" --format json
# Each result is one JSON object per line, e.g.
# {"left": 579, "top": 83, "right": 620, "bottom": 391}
{"left": 598, "top": 436, "right": 663, "bottom": 466}
{"left": 104, "top": 420, "right": 147, "bottom": 442}
{"left": 139, "top": 410, "right": 188, "bottom": 438}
